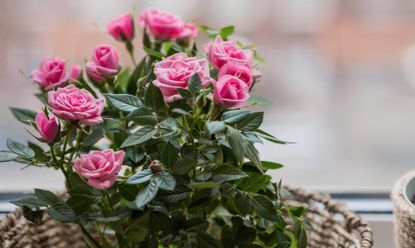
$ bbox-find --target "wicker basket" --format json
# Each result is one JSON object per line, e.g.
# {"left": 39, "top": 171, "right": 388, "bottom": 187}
{"left": 0, "top": 187, "right": 373, "bottom": 248}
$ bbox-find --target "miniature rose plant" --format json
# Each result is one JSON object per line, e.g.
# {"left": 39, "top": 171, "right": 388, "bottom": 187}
{"left": 0, "top": 8, "right": 309, "bottom": 248}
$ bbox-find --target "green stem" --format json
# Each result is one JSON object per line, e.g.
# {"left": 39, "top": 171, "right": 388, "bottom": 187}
{"left": 125, "top": 41, "right": 136, "bottom": 66}
{"left": 79, "top": 222, "right": 102, "bottom": 248}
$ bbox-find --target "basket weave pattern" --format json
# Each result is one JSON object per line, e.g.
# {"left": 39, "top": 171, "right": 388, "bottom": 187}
{"left": 0, "top": 187, "right": 373, "bottom": 248}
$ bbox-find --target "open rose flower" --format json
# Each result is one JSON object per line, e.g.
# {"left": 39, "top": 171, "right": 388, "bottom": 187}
{"left": 107, "top": 13, "right": 134, "bottom": 41}
{"left": 213, "top": 75, "right": 249, "bottom": 109}
{"left": 48, "top": 85, "right": 104, "bottom": 126}
{"left": 73, "top": 149, "right": 125, "bottom": 190}
{"left": 153, "top": 53, "right": 211, "bottom": 102}
{"left": 204, "top": 36, "right": 254, "bottom": 69}
{"left": 218, "top": 62, "right": 253, "bottom": 88}
{"left": 86, "top": 45, "right": 120, "bottom": 83}
{"left": 31, "top": 57, "right": 69, "bottom": 90}
{"left": 139, "top": 8, "right": 184, "bottom": 40}
{"left": 35, "top": 112, "right": 59, "bottom": 143}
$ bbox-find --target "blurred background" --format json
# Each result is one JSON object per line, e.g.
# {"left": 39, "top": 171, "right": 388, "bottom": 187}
{"left": 1, "top": 0, "right": 415, "bottom": 193}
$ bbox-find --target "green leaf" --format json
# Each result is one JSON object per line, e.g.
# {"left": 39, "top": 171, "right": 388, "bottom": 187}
{"left": 145, "top": 83, "right": 165, "bottom": 112}
{"left": 34, "top": 188, "right": 62, "bottom": 206}
{"left": 154, "top": 171, "right": 176, "bottom": 191}
{"left": 22, "top": 206, "right": 44, "bottom": 224}
{"left": 219, "top": 25, "right": 235, "bottom": 40}
{"left": 48, "top": 202, "right": 76, "bottom": 223}
{"left": 81, "top": 124, "right": 104, "bottom": 147}
{"left": 126, "top": 212, "right": 150, "bottom": 242}
{"left": 226, "top": 127, "right": 245, "bottom": 164}
{"left": 143, "top": 47, "right": 164, "bottom": 59}
{"left": 212, "top": 165, "right": 248, "bottom": 183}
{"left": 161, "top": 142, "right": 178, "bottom": 168}
{"left": 221, "top": 110, "right": 250, "bottom": 125}
{"left": 237, "top": 174, "right": 271, "bottom": 193}
{"left": 235, "top": 192, "right": 253, "bottom": 215}
{"left": 115, "top": 68, "right": 131, "bottom": 92}
{"left": 66, "top": 195, "right": 95, "bottom": 214}
{"left": 127, "top": 108, "right": 157, "bottom": 126}
{"left": 206, "top": 121, "right": 226, "bottom": 134}
{"left": 127, "top": 57, "right": 145, "bottom": 94}
{"left": 10, "top": 196, "right": 48, "bottom": 208}
{"left": 189, "top": 181, "right": 219, "bottom": 189}
{"left": 0, "top": 151, "right": 18, "bottom": 162}
{"left": 7, "top": 139, "right": 35, "bottom": 158}
{"left": 236, "top": 112, "right": 264, "bottom": 131}
{"left": 255, "top": 129, "right": 290, "bottom": 144}
{"left": 244, "top": 142, "right": 263, "bottom": 172}
{"left": 261, "top": 161, "right": 284, "bottom": 170}
{"left": 158, "top": 185, "right": 191, "bottom": 203}
{"left": 125, "top": 147, "right": 145, "bottom": 164}
{"left": 248, "top": 96, "right": 272, "bottom": 106}
{"left": 121, "top": 127, "right": 157, "bottom": 148}
{"left": 200, "top": 24, "right": 218, "bottom": 39}
{"left": 177, "top": 88, "right": 192, "bottom": 98}
{"left": 251, "top": 194, "right": 278, "bottom": 221}
{"left": 9, "top": 107, "right": 37, "bottom": 124}
{"left": 188, "top": 73, "right": 202, "bottom": 95}
{"left": 127, "top": 168, "right": 153, "bottom": 184}
{"left": 134, "top": 178, "right": 159, "bottom": 208}
{"left": 174, "top": 158, "right": 197, "bottom": 175}
{"left": 105, "top": 93, "right": 142, "bottom": 112}
{"left": 196, "top": 232, "right": 221, "bottom": 248}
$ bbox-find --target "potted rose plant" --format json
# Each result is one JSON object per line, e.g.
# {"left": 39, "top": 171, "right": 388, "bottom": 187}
{"left": 0, "top": 8, "right": 310, "bottom": 247}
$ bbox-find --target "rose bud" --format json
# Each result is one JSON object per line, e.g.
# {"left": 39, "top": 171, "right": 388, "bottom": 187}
{"left": 139, "top": 8, "right": 184, "bottom": 40}
{"left": 35, "top": 112, "right": 59, "bottom": 143}
{"left": 30, "top": 57, "right": 69, "bottom": 91}
{"left": 204, "top": 36, "right": 254, "bottom": 69}
{"left": 179, "top": 23, "right": 198, "bottom": 39}
{"left": 48, "top": 85, "right": 104, "bottom": 126}
{"left": 213, "top": 75, "right": 249, "bottom": 109}
{"left": 107, "top": 13, "right": 134, "bottom": 41}
{"left": 86, "top": 44, "right": 120, "bottom": 83}
{"left": 69, "top": 64, "right": 82, "bottom": 81}
{"left": 218, "top": 62, "right": 253, "bottom": 88}
{"left": 73, "top": 149, "right": 125, "bottom": 190}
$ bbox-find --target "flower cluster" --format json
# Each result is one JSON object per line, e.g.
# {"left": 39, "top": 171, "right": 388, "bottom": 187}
{"left": 1, "top": 7, "right": 307, "bottom": 248}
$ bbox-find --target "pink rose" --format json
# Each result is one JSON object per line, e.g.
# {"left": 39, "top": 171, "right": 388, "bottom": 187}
{"left": 48, "top": 85, "right": 104, "bottom": 126}
{"left": 153, "top": 53, "right": 211, "bottom": 102}
{"left": 218, "top": 62, "right": 253, "bottom": 88}
{"left": 213, "top": 75, "right": 249, "bottom": 109}
{"left": 30, "top": 57, "right": 69, "bottom": 90}
{"left": 179, "top": 23, "right": 198, "bottom": 39}
{"left": 86, "top": 45, "right": 120, "bottom": 83}
{"left": 204, "top": 36, "right": 254, "bottom": 69}
{"left": 139, "top": 8, "right": 183, "bottom": 40}
{"left": 35, "top": 112, "right": 59, "bottom": 143}
{"left": 69, "top": 64, "right": 82, "bottom": 81}
{"left": 107, "top": 13, "right": 134, "bottom": 41}
{"left": 73, "top": 149, "right": 124, "bottom": 190}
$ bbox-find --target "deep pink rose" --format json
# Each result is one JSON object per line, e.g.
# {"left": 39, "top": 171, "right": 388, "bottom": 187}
{"left": 47, "top": 85, "right": 104, "bottom": 126}
{"left": 30, "top": 57, "right": 69, "bottom": 90}
{"left": 73, "top": 149, "right": 124, "bottom": 190}
{"left": 153, "top": 53, "right": 211, "bottom": 102}
{"left": 69, "top": 64, "right": 82, "bottom": 81}
{"left": 218, "top": 62, "right": 253, "bottom": 88}
{"left": 35, "top": 112, "right": 59, "bottom": 143}
{"left": 139, "top": 8, "right": 183, "bottom": 40}
{"left": 204, "top": 36, "right": 254, "bottom": 69}
{"left": 86, "top": 45, "right": 120, "bottom": 83}
{"left": 213, "top": 75, "right": 249, "bottom": 109}
{"left": 179, "top": 23, "right": 198, "bottom": 39}
{"left": 107, "top": 13, "right": 134, "bottom": 41}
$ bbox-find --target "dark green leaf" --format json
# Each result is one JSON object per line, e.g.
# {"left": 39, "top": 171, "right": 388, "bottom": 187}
{"left": 261, "top": 161, "right": 284, "bottom": 170}
{"left": 174, "top": 158, "right": 197, "bottom": 175}
{"left": 125, "top": 147, "right": 145, "bottom": 164}
{"left": 161, "top": 142, "right": 178, "bottom": 168}
{"left": 185, "top": 217, "right": 209, "bottom": 232}
{"left": 145, "top": 83, "right": 165, "bottom": 112}
{"left": 7, "top": 139, "right": 35, "bottom": 158}
{"left": 10, "top": 197, "right": 47, "bottom": 208}
{"left": 189, "top": 181, "right": 219, "bottom": 189}
{"left": 0, "top": 151, "right": 18, "bottom": 162}
{"left": 235, "top": 192, "right": 253, "bottom": 215}
{"left": 34, "top": 188, "right": 62, "bottom": 206}
{"left": 127, "top": 108, "right": 157, "bottom": 126}
{"left": 48, "top": 202, "right": 76, "bottom": 223}
{"left": 255, "top": 129, "right": 290, "bottom": 144}
{"left": 206, "top": 121, "right": 226, "bottom": 134}
{"left": 126, "top": 212, "right": 150, "bottom": 242}
{"left": 105, "top": 93, "right": 142, "bottom": 112}
{"left": 221, "top": 110, "right": 250, "bottom": 125}
{"left": 127, "top": 57, "right": 145, "bottom": 94}
{"left": 158, "top": 185, "right": 191, "bottom": 203}
{"left": 196, "top": 232, "right": 221, "bottom": 248}
{"left": 251, "top": 194, "right": 278, "bottom": 221}
{"left": 226, "top": 127, "right": 245, "bottom": 164}
{"left": 244, "top": 142, "right": 263, "bottom": 172}
{"left": 67, "top": 195, "right": 95, "bottom": 214}
{"left": 212, "top": 165, "right": 248, "bottom": 183}
{"left": 188, "top": 73, "right": 202, "bottom": 95}
{"left": 22, "top": 206, "right": 44, "bottom": 224}
{"left": 143, "top": 47, "right": 164, "bottom": 59}
{"left": 81, "top": 124, "right": 104, "bottom": 147}
{"left": 9, "top": 107, "right": 37, "bottom": 124}
{"left": 237, "top": 174, "right": 271, "bottom": 193}
{"left": 154, "top": 171, "right": 176, "bottom": 191}
{"left": 248, "top": 96, "right": 272, "bottom": 106}
{"left": 177, "top": 88, "right": 192, "bottom": 98}
{"left": 121, "top": 127, "right": 157, "bottom": 148}
{"left": 115, "top": 68, "right": 131, "bottom": 92}
{"left": 134, "top": 178, "right": 159, "bottom": 208}
{"left": 236, "top": 112, "right": 264, "bottom": 131}
{"left": 127, "top": 168, "right": 153, "bottom": 184}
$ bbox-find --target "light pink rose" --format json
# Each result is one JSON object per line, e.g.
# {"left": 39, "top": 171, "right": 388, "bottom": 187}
{"left": 47, "top": 85, "right": 104, "bottom": 126}
{"left": 30, "top": 57, "right": 69, "bottom": 90}
{"left": 213, "top": 75, "right": 249, "bottom": 109}
{"left": 69, "top": 64, "right": 82, "bottom": 81}
{"left": 204, "top": 36, "right": 254, "bottom": 69}
{"left": 35, "top": 112, "right": 59, "bottom": 143}
{"left": 107, "top": 13, "right": 134, "bottom": 41}
{"left": 153, "top": 53, "right": 211, "bottom": 102}
{"left": 139, "top": 8, "right": 183, "bottom": 40}
{"left": 86, "top": 45, "right": 120, "bottom": 83}
{"left": 73, "top": 149, "right": 125, "bottom": 190}
{"left": 179, "top": 23, "right": 198, "bottom": 39}
{"left": 218, "top": 62, "right": 253, "bottom": 88}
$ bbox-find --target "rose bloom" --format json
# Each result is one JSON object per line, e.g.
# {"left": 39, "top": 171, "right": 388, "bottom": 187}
{"left": 31, "top": 57, "right": 69, "bottom": 90}
{"left": 48, "top": 85, "right": 104, "bottom": 126}
{"left": 204, "top": 36, "right": 254, "bottom": 69}
{"left": 179, "top": 23, "right": 198, "bottom": 39}
{"left": 139, "top": 8, "right": 184, "bottom": 40}
{"left": 107, "top": 13, "right": 134, "bottom": 41}
{"left": 218, "top": 62, "right": 253, "bottom": 88}
{"left": 86, "top": 45, "right": 120, "bottom": 83}
{"left": 213, "top": 75, "right": 249, "bottom": 109}
{"left": 73, "top": 149, "right": 125, "bottom": 190}
{"left": 35, "top": 112, "right": 59, "bottom": 143}
{"left": 69, "top": 64, "right": 82, "bottom": 81}
{"left": 153, "top": 53, "right": 211, "bottom": 102}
